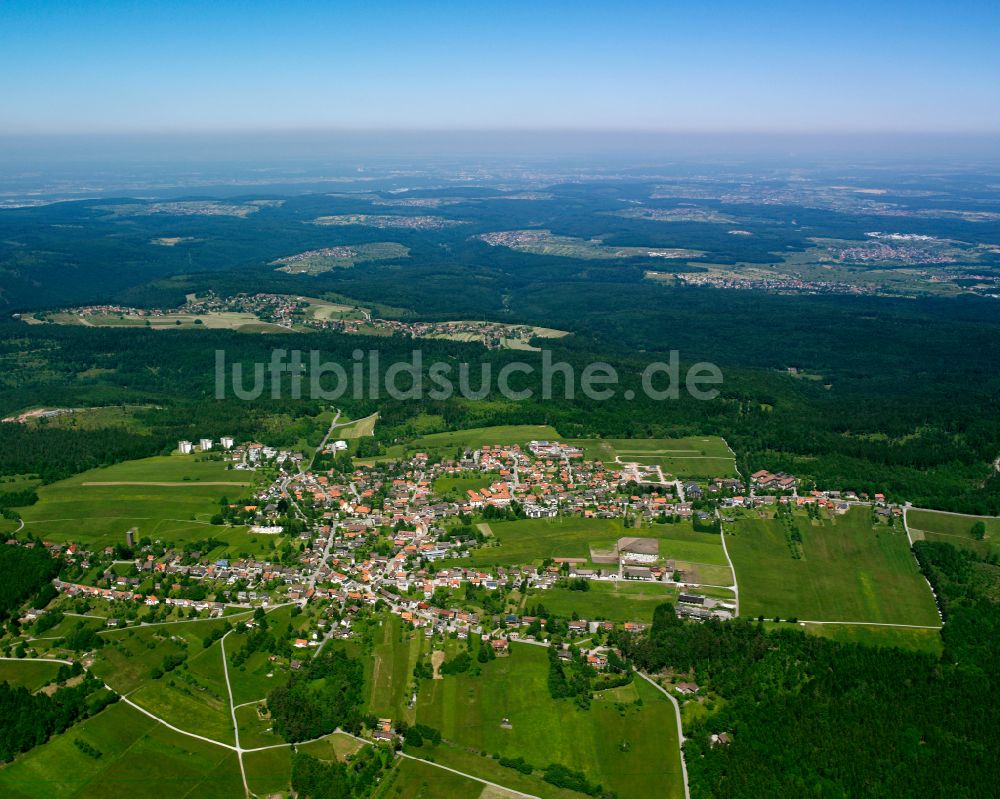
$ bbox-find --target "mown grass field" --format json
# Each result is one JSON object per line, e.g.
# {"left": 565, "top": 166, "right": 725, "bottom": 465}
{"left": 414, "top": 642, "right": 684, "bottom": 799}
{"left": 651, "top": 521, "right": 732, "bottom": 582}
{"left": 728, "top": 507, "right": 940, "bottom": 625}
{"left": 367, "top": 614, "right": 425, "bottom": 722}
{"left": 458, "top": 516, "right": 732, "bottom": 582}
{"left": 297, "top": 731, "right": 367, "bottom": 762}
{"left": 433, "top": 472, "right": 501, "bottom": 500}
{"left": 798, "top": 622, "right": 944, "bottom": 655}
{"left": 527, "top": 580, "right": 682, "bottom": 622}
{"left": 17, "top": 405, "right": 156, "bottom": 433}
{"left": 375, "top": 756, "right": 483, "bottom": 799}
{"left": 569, "top": 436, "right": 737, "bottom": 477}
{"left": 92, "top": 615, "right": 247, "bottom": 694}
{"left": 455, "top": 516, "right": 628, "bottom": 567}
{"left": 0, "top": 659, "right": 63, "bottom": 691}
{"left": 906, "top": 508, "right": 1000, "bottom": 559}
{"left": 402, "top": 744, "right": 591, "bottom": 799}
{"left": 0, "top": 701, "right": 243, "bottom": 799}
{"left": 12, "top": 455, "right": 270, "bottom": 553}
{"left": 243, "top": 745, "right": 292, "bottom": 796}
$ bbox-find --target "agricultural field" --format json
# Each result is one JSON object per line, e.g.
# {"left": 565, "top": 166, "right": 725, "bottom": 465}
{"left": 455, "top": 516, "right": 628, "bottom": 568}
{"left": 906, "top": 508, "right": 1000, "bottom": 559}
{"left": 414, "top": 642, "right": 684, "bottom": 799}
{"left": 570, "top": 436, "right": 737, "bottom": 477}
{"left": 0, "top": 701, "right": 244, "bottom": 799}
{"left": 243, "top": 745, "right": 292, "bottom": 796}
{"left": 421, "top": 320, "right": 570, "bottom": 351}
{"left": 526, "top": 580, "right": 683, "bottom": 623}
{"left": 610, "top": 206, "right": 738, "bottom": 224}
{"left": 651, "top": 521, "right": 733, "bottom": 582}
{"left": 90, "top": 615, "right": 246, "bottom": 694}
{"left": 272, "top": 242, "right": 410, "bottom": 274}
{"left": 11, "top": 455, "right": 267, "bottom": 552}
{"left": 728, "top": 507, "right": 940, "bottom": 625}
{"left": 647, "top": 235, "right": 993, "bottom": 298}
{"left": 477, "top": 230, "right": 701, "bottom": 261}
{"left": 366, "top": 614, "right": 426, "bottom": 722}
{"left": 375, "top": 757, "right": 483, "bottom": 799}
{"left": 0, "top": 659, "right": 64, "bottom": 691}
{"left": 458, "top": 516, "right": 732, "bottom": 581}
{"left": 797, "top": 622, "right": 944, "bottom": 656}
{"left": 297, "top": 731, "right": 367, "bottom": 762}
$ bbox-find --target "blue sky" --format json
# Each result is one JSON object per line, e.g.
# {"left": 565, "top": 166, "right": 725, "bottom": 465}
{"left": 2, "top": 0, "right": 999, "bottom": 134}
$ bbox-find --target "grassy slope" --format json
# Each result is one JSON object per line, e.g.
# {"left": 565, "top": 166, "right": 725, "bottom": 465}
{"left": 415, "top": 642, "right": 684, "bottom": 799}
{"left": 375, "top": 757, "right": 483, "bottom": 799}
{"left": 906, "top": 508, "right": 1000, "bottom": 559}
{"left": 13, "top": 455, "right": 266, "bottom": 551}
{"left": 799, "top": 622, "right": 944, "bottom": 655}
{"left": 0, "top": 701, "right": 243, "bottom": 799}
{"left": 0, "top": 659, "right": 63, "bottom": 691}
{"left": 729, "top": 507, "right": 940, "bottom": 625}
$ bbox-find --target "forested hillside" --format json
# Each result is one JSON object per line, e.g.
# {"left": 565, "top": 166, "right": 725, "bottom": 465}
{"left": 618, "top": 542, "right": 1000, "bottom": 798}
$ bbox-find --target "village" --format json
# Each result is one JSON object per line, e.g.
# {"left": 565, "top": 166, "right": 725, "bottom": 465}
{"left": 15, "top": 429, "right": 904, "bottom": 690}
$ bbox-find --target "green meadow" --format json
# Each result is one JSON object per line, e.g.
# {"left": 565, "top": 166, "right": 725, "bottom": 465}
{"left": 0, "top": 659, "right": 64, "bottom": 691}
{"left": 375, "top": 757, "right": 483, "bottom": 799}
{"left": 414, "top": 642, "right": 684, "bottom": 799}
{"left": 570, "top": 436, "right": 736, "bottom": 477}
{"left": 0, "top": 701, "right": 243, "bottom": 799}
{"left": 243, "top": 745, "right": 292, "bottom": 796}
{"left": 906, "top": 508, "right": 1000, "bottom": 559}
{"left": 296, "top": 731, "right": 367, "bottom": 762}
{"left": 527, "top": 580, "right": 684, "bottom": 622}
{"left": 728, "top": 507, "right": 940, "bottom": 625}
{"left": 366, "top": 614, "right": 426, "bottom": 722}
{"left": 456, "top": 516, "right": 628, "bottom": 567}
{"left": 432, "top": 472, "right": 501, "bottom": 500}
{"left": 799, "top": 622, "right": 944, "bottom": 655}
{"left": 12, "top": 454, "right": 271, "bottom": 553}
{"left": 457, "top": 516, "right": 733, "bottom": 582}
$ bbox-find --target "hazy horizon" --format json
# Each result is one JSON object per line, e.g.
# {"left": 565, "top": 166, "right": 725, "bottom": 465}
{"left": 2, "top": 1, "right": 998, "bottom": 136}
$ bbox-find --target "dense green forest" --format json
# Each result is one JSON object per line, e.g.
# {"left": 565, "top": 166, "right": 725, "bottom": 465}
{"left": 616, "top": 541, "right": 999, "bottom": 798}
{"left": 0, "top": 673, "right": 116, "bottom": 764}
{"left": 1, "top": 316, "right": 999, "bottom": 512}
{"left": 0, "top": 544, "right": 60, "bottom": 621}
{"left": 267, "top": 650, "right": 366, "bottom": 742}
{"left": 2, "top": 178, "right": 1000, "bottom": 511}
{"left": 290, "top": 750, "right": 391, "bottom": 799}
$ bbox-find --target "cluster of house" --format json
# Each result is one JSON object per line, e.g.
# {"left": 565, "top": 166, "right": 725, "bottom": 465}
{"left": 35, "top": 432, "right": 900, "bottom": 654}
{"left": 750, "top": 470, "right": 798, "bottom": 491}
